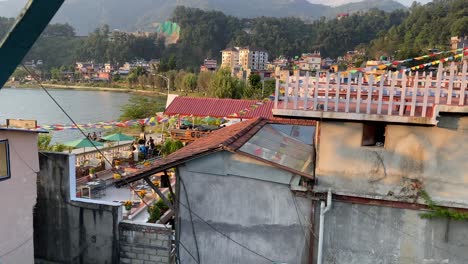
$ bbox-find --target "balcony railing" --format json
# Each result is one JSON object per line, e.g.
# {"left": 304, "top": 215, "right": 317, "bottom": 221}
{"left": 273, "top": 61, "right": 467, "bottom": 124}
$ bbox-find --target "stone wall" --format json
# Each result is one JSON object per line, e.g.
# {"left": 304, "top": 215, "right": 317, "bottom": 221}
{"left": 119, "top": 221, "right": 172, "bottom": 264}
{"left": 34, "top": 152, "right": 120, "bottom": 264}
{"left": 314, "top": 201, "right": 468, "bottom": 264}
{"left": 315, "top": 116, "right": 468, "bottom": 208}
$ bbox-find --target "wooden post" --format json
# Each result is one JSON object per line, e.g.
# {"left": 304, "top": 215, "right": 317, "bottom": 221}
{"left": 388, "top": 72, "right": 396, "bottom": 115}
{"left": 410, "top": 72, "right": 419, "bottom": 117}
{"left": 294, "top": 70, "right": 299, "bottom": 110}
{"left": 399, "top": 73, "right": 407, "bottom": 116}
{"left": 284, "top": 73, "right": 289, "bottom": 109}
{"left": 313, "top": 73, "right": 319, "bottom": 110}
{"left": 324, "top": 72, "right": 330, "bottom": 111}
{"left": 345, "top": 75, "right": 351, "bottom": 113}
{"left": 422, "top": 75, "right": 430, "bottom": 117}
{"left": 335, "top": 72, "right": 340, "bottom": 111}
{"left": 459, "top": 60, "right": 467, "bottom": 106}
{"left": 435, "top": 63, "right": 443, "bottom": 104}
{"left": 274, "top": 78, "right": 279, "bottom": 109}
{"left": 366, "top": 75, "right": 374, "bottom": 114}
{"left": 356, "top": 74, "right": 363, "bottom": 113}
{"left": 377, "top": 74, "right": 384, "bottom": 114}
{"left": 304, "top": 71, "right": 310, "bottom": 109}
{"left": 447, "top": 62, "right": 455, "bottom": 105}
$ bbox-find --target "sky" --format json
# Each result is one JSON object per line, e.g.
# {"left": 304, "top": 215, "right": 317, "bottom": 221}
{"left": 307, "top": 0, "right": 433, "bottom": 6}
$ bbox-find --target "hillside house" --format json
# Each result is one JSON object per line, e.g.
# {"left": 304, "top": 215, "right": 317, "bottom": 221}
{"left": 272, "top": 60, "right": 468, "bottom": 263}
{"left": 115, "top": 118, "right": 317, "bottom": 264}
{"left": 0, "top": 120, "right": 45, "bottom": 263}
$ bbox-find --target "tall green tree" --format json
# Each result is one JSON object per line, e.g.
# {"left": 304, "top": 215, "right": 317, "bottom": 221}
{"left": 208, "top": 68, "right": 245, "bottom": 99}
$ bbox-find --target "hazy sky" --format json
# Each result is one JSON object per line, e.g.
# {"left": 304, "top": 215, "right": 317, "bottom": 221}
{"left": 307, "top": 0, "right": 433, "bottom": 6}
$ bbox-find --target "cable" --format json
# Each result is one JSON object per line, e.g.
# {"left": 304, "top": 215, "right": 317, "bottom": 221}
{"left": 290, "top": 190, "right": 312, "bottom": 246}
{"left": 179, "top": 240, "right": 201, "bottom": 264}
{"left": 177, "top": 193, "right": 276, "bottom": 263}
{"left": 21, "top": 64, "right": 150, "bottom": 207}
{"left": 180, "top": 176, "right": 201, "bottom": 263}
{"left": 0, "top": 235, "right": 33, "bottom": 257}
{"left": 8, "top": 140, "right": 40, "bottom": 174}
{"left": 21, "top": 64, "right": 275, "bottom": 263}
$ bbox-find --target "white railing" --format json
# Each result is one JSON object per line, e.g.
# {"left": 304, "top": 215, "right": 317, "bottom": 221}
{"left": 75, "top": 142, "right": 133, "bottom": 165}
{"left": 274, "top": 61, "right": 468, "bottom": 118}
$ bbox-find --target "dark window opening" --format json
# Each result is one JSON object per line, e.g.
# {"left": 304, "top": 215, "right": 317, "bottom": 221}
{"left": 0, "top": 140, "right": 11, "bottom": 181}
{"left": 362, "top": 123, "right": 386, "bottom": 147}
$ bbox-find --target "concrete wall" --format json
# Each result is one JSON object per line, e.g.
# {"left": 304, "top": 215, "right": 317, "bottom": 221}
{"left": 315, "top": 201, "right": 468, "bottom": 264}
{"left": 315, "top": 116, "right": 468, "bottom": 208}
{"left": 0, "top": 130, "right": 38, "bottom": 264}
{"left": 178, "top": 151, "right": 312, "bottom": 264}
{"left": 119, "top": 221, "right": 172, "bottom": 264}
{"left": 34, "top": 152, "right": 121, "bottom": 264}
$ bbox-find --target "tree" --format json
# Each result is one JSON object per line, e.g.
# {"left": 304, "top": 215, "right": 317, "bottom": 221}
{"left": 208, "top": 68, "right": 245, "bottom": 99}
{"left": 38, "top": 134, "right": 68, "bottom": 152}
{"left": 161, "top": 139, "right": 184, "bottom": 157}
{"left": 120, "top": 95, "right": 165, "bottom": 121}
{"left": 197, "top": 71, "right": 214, "bottom": 94}
{"left": 183, "top": 73, "right": 197, "bottom": 92}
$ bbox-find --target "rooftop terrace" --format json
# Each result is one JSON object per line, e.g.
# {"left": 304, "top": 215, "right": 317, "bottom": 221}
{"left": 273, "top": 61, "right": 468, "bottom": 125}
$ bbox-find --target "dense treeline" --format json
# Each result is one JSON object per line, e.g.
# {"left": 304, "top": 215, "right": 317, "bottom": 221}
{"left": 367, "top": 0, "right": 467, "bottom": 59}
{"left": 169, "top": 6, "right": 408, "bottom": 67}
{"left": 0, "top": 0, "right": 466, "bottom": 71}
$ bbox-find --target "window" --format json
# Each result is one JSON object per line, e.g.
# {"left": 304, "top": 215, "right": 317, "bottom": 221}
{"left": 0, "top": 140, "right": 11, "bottom": 180}
{"left": 362, "top": 123, "right": 386, "bottom": 147}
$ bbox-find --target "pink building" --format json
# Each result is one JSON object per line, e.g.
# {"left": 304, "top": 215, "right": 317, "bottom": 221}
{"left": 0, "top": 123, "right": 44, "bottom": 263}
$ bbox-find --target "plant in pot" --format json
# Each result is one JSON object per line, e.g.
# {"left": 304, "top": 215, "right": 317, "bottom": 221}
{"left": 147, "top": 204, "right": 161, "bottom": 223}
{"left": 123, "top": 200, "right": 133, "bottom": 216}
{"left": 89, "top": 167, "right": 96, "bottom": 179}
{"left": 114, "top": 160, "right": 121, "bottom": 170}
{"left": 138, "top": 190, "right": 147, "bottom": 201}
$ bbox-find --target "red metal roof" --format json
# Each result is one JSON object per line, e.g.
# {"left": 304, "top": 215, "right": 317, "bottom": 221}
{"left": 164, "top": 97, "right": 274, "bottom": 119}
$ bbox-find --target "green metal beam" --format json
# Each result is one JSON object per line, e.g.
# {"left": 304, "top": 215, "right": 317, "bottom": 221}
{"left": 0, "top": 0, "right": 65, "bottom": 88}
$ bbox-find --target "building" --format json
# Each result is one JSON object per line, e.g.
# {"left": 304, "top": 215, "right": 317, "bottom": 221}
{"left": 239, "top": 46, "right": 269, "bottom": 71}
{"left": 295, "top": 52, "right": 322, "bottom": 71}
{"left": 450, "top": 36, "right": 468, "bottom": 50}
{"left": 337, "top": 12, "right": 349, "bottom": 20}
{"left": 0, "top": 120, "right": 45, "bottom": 263}
{"left": 271, "top": 61, "right": 468, "bottom": 263}
{"left": 221, "top": 47, "right": 240, "bottom": 69}
{"left": 164, "top": 96, "right": 274, "bottom": 120}
{"left": 115, "top": 118, "right": 317, "bottom": 264}
{"left": 200, "top": 59, "right": 217, "bottom": 72}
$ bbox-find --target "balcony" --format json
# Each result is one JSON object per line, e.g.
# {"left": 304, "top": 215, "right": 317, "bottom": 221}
{"left": 273, "top": 61, "right": 468, "bottom": 125}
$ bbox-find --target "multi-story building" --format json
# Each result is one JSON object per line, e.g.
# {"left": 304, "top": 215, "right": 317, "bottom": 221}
{"left": 221, "top": 47, "right": 240, "bottom": 69}
{"left": 239, "top": 46, "right": 269, "bottom": 71}
{"left": 200, "top": 59, "right": 217, "bottom": 72}
{"left": 295, "top": 52, "right": 322, "bottom": 71}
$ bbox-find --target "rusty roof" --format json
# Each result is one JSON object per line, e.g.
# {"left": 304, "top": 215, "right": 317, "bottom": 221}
{"left": 164, "top": 97, "right": 274, "bottom": 119}
{"left": 115, "top": 117, "right": 315, "bottom": 187}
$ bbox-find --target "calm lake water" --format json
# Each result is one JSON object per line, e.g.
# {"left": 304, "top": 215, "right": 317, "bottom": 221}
{"left": 0, "top": 87, "right": 130, "bottom": 143}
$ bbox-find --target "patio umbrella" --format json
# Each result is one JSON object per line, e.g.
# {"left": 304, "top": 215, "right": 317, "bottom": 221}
{"left": 102, "top": 133, "right": 134, "bottom": 142}
{"left": 64, "top": 138, "right": 104, "bottom": 153}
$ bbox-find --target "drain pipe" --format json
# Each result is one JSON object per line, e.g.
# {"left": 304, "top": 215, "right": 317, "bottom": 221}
{"left": 317, "top": 189, "right": 332, "bottom": 264}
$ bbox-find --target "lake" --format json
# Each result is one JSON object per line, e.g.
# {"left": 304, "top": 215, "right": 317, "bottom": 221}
{"left": 0, "top": 87, "right": 131, "bottom": 143}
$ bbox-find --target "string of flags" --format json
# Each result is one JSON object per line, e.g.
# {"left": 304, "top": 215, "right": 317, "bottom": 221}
{"left": 229, "top": 98, "right": 271, "bottom": 117}
{"left": 400, "top": 53, "right": 465, "bottom": 73}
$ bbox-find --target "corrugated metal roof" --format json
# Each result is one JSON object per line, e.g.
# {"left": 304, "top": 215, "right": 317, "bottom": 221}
{"left": 164, "top": 97, "right": 274, "bottom": 119}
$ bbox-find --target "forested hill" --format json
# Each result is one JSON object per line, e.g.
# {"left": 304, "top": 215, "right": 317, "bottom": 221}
{"left": 366, "top": 0, "right": 468, "bottom": 59}
{"left": 0, "top": 0, "right": 406, "bottom": 35}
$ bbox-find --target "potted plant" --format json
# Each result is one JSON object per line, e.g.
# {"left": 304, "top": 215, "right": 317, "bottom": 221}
{"left": 113, "top": 173, "right": 121, "bottom": 180}
{"left": 123, "top": 200, "right": 132, "bottom": 216}
{"left": 115, "top": 160, "right": 121, "bottom": 170}
{"left": 138, "top": 190, "right": 147, "bottom": 201}
{"left": 89, "top": 167, "right": 96, "bottom": 179}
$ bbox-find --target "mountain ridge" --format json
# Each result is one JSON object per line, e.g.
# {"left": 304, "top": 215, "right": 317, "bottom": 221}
{"left": 0, "top": 0, "right": 407, "bottom": 35}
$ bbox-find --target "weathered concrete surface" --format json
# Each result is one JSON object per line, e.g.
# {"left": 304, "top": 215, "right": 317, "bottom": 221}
{"left": 119, "top": 221, "right": 172, "bottom": 264}
{"left": 0, "top": 130, "right": 38, "bottom": 264}
{"left": 315, "top": 201, "right": 468, "bottom": 264}
{"left": 34, "top": 153, "right": 120, "bottom": 264}
{"left": 178, "top": 151, "right": 312, "bottom": 264}
{"left": 315, "top": 116, "right": 468, "bottom": 208}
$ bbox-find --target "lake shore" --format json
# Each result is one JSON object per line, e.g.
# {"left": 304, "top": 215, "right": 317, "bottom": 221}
{"left": 3, "top": 82, "right": 166, "bottom": 95}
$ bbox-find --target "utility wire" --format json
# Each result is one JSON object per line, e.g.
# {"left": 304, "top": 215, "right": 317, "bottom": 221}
{"left": 21, "top": 64, "right": 150, "bottom": 207}
{"left": 22, "top": 66, "right": 310, "bottom": 263}
{"left": 179, "top": 240, "right": 201, "bottom": 264}
{"left": 0, "top": 235, "right": 33, "bottom": 258}
{"left": 22, "top": 66, "right": 198, "bottom": 263}
{"left": 180, "top": 176, "right": 201, "bottom": 263}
